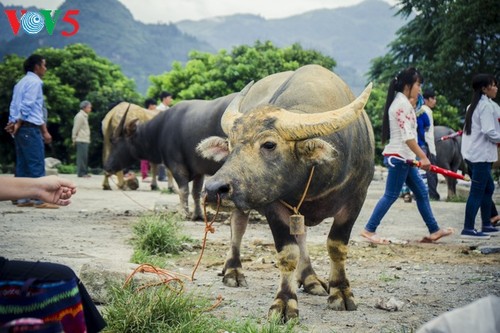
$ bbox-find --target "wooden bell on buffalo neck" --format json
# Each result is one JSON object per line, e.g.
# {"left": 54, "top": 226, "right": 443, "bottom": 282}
{"left": 289, "top": 214, "right": 305, "bottom": 235}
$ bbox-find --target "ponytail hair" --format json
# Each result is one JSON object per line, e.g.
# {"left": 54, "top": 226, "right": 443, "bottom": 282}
{"left": 464, "top": 73, "right": 497, "bottom": 135}
{"left": 381, "top": 67, "right": 423, "bottom": 143}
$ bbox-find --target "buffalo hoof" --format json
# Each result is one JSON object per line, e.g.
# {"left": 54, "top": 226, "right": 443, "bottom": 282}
{"left": 300, "top": 274, "right": 328, "bottom": 296}
{"left": 327, "top": 288, "right": 357, "bottom": 311}
{"left": 150, "top": 185, "right": 159, "bottom": 191}
{"left": 102, "top": 185, "right": 112, "bottom": 191}
{"left": 268, "top": 298, "right": 299, "bottom": 323}
{"left": 191, "top": 214, "right": 203, "bottom": 221}
{"left": 222, "top": 268, "right": 248, "bottom": 287}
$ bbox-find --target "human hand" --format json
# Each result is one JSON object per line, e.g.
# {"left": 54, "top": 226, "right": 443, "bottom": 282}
{"left": 42, "top": 131, "right": 52, "bottom": 144}
{"left": 4, "top": 122, "right": 19, "bottom": 136}
{"left": 418, "top": 156, "right": 431, "bottom": 171}
{"left": 33, "top": 176, "right": 77, "bottom": 206}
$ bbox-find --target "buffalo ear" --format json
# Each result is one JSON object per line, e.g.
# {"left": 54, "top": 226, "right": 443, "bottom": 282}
{"left": 196, "top": 136, "right": 229, "bottom": 162}
{"left": 124, "top": 119, "right": 139, "bottom": 137}
{"left": 296, "top": 138, "right": 338, "bottom": 164}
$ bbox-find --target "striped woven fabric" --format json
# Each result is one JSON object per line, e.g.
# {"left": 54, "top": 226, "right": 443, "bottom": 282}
{"left": 0, "top": 278, "right": 86, "bottom": 332}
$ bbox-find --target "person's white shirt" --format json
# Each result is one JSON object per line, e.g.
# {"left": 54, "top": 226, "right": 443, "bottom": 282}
{"left": 156, "top": 103, "right": 169, "bottom": 112}
{"left": 421, "top": 104, "right": 436, "bottom": 155}
{"left": 461, "top": 95, "right": 500, "bottom": 163}
{"left": 382, "top": 92, "right": 417, "bottom": 160}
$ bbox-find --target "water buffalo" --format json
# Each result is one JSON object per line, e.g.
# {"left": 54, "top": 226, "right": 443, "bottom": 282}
{"left": 198, "top": 65, "right": 374, "bottom": 321}
{"left": 434, "top": 125, "right": 464, "bottom": 199}
{"left": 104, "top": 94, "right": 237, "bottom": 220}
{"left": 101, "top": 102, "right": 160, "bottom": 190}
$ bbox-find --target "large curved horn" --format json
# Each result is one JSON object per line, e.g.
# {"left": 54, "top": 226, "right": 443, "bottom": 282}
{"left": 115, "top": 103, "right": 132, "bottom": 138}
{"left": 275, "top": 82, "right": 372, "bottom": 140}
{"left": 221, "top": 81, "right": 254, "bottom": 135}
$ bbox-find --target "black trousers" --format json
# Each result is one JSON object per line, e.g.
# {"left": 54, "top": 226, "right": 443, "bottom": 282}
{"left": 427, "top": 153, "right": 440, "bottom": 200}
{"left": 0, "top": 258, "right": 106, "bottom": 333}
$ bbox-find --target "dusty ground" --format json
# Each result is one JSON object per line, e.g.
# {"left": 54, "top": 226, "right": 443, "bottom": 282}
{"left": 1, "top": 173, "right": 499, "bottom": 332}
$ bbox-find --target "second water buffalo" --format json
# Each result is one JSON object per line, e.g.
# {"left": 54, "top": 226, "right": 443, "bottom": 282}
{"left": 104, "top": 94, "right": 237, "bottom": 220}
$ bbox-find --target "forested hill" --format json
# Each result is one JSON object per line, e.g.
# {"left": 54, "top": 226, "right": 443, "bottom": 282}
{"left": 176, "top": 0, "right": 406, "bottom": 93}
{"left": 0, "top": 0, "right": 214, "bottom": 93}
{"left": 0, "top": 0, "right": 405, "bottom": 94}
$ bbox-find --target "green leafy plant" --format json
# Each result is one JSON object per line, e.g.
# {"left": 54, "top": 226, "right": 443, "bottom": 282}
{"left": 132, "top": 212, "right": 187, "bottom": 257}
{"left": 56, "top": 164, "right": 77, "bottom": 174}
{"left": 103, "top": 284, "right": 299, "bottom": 333}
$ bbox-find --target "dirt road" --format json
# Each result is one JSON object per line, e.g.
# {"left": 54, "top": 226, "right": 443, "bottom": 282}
{"left": 1, "top": 174, "right": 499, "bottom": 332}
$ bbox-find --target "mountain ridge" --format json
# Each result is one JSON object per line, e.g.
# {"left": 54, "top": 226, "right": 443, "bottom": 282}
{"left": 0, "top": 0, "right": 405, "bottom": 94}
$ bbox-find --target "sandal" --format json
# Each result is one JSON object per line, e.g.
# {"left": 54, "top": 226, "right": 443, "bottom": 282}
{"left": 420, "top": 227, "right": 454, "bottom": 243}
{"left": 360, "top": 230, "right": 391, "bottom": 245}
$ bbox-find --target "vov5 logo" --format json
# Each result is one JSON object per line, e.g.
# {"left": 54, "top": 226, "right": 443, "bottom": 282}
{"left": 4, "top": 9, "right": 80, "bottom": 37}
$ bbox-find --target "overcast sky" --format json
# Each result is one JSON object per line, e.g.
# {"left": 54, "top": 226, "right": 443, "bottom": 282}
{"left": 4, "top": 0, "right": 395, "bottom": 23}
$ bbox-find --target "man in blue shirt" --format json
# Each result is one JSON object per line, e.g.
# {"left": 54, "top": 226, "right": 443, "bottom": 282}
{"left": 6, "top": 54, "right": 58, "bottom": 209}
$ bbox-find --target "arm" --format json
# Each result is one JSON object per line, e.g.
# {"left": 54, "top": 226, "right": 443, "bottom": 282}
{"left": 406, "top": 139, "right": 431, "bottom": 170}
{"left": 72, "top": 113, "right": 82, "bottom": 144}
{"left": 422, "top": 112, "right": 430, "bottom": 131}
{"left": 0, "top": 176, "right": 77, "bottom": 205}
{"left": 40, "top": 123, "right": 52, "bottom": 144}
{"left": 480, "top": 104, "right": 500, "bottom": 143}
{"left": 18, "top": 81, "right": 40, "bottom": 121}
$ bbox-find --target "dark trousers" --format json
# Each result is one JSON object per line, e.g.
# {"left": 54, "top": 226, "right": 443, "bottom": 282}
{"left": 76, "top": 142, "right": 89, "bottom": 177}
{"left": 426, "top": 153, "right": 440, "bottom": 200}
{"left": 463, "top": 160, "right": 494, "bottom": 230}
{"left": 0, "top": 258, "right": 106, "bottom": 332}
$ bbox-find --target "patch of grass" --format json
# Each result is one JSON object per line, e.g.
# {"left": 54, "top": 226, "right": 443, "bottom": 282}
{"left": 122, "top": 212, "right": 300, "bottom": 332}
{"left": 103, "top": 284, "right": 298, "bottom": 333}
{"left": 56, "top": 163, "right": 76, "bottom": 174}
{"left": 130, "top": 249, "right": 171, "bottom": 268}
{"left": 131, "top": 212, "right": 191, "bottom": 261}
{"left": 446, "top": 195, "right": 467, "bottom": 203}
{"left": 378, "top": 273, "right": 400, "bottom": 283}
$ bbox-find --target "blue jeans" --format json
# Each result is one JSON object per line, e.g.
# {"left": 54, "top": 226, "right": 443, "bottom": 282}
{"left": 14, "top": 126, "right": 45, "bottom": 178}
{"left": 365, "top": 156, "right": 439, "bottom": 233}
{"left": 14, "top": 126, "right": 45, "bottom": 204}
{"left": 463, "top": 160, "right": 494, "bottom": 230}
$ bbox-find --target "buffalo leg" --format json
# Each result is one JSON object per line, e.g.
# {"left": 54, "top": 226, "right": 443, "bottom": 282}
{"left": 176, "top": 181, "right": 190, "bottom": 218}
{"left": 191, "top": 175, "right": 204, "bottom": 221}
{"left": 264, "top": 203, "right": 300, "bottom": 322}
{"left": 116, "top": 170, "right": 126, "bottom": 190}
{"left": 102, "top": 174, "right": 111, "bottom": 190}
{"left": 326, "top": 203, "right": 361, "bottom": 311}
{"left": 222, "top": 209, "right": 250, "bottom": 287}
{"left": 167, "top": 169, "right": 177, "bottom": 193}
{"left": 296, "top": 232, "right": 328, "bottom": 296}
{"left": 103, "top": 171, "right": 125, "bottom": 190}
{"left": 150, "top": 163, "right": 159, "bottom": 191}
{"left": 446, "top": 176, "right": 457, "bottom": 200}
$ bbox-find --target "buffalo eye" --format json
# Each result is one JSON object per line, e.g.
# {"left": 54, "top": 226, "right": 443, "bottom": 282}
{"left": 261, "top": 141, "right": 276, "bottom": 151}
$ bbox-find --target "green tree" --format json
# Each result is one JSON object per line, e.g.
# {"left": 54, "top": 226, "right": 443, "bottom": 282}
{"left": 148, "top": 41, "right": 336, "bottom": 101}
{"left": 0, "top": 44, "right": 141, "bottom": 171}
{"left": 367, "top": 0, "right": 499, "bottom": 114}
{"left": 363, "top": 83, "right": 388, "bottom": 164}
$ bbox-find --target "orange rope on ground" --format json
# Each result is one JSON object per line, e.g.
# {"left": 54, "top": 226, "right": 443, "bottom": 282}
{"left": 203, "top": 294, "right": 224, "bottom": 312}
{"left": 121, "top": 196, "right": 225, "bottom": 312}
{"left": 190, "top": 194, "right": 222, "bottom": 281}
{"left": 123, "top": 263, "right": 188, "bottom": 293}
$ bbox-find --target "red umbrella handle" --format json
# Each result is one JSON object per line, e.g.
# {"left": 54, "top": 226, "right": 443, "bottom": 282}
{"left": 410, "top": 160, "right": 470, "bottom": 181}
{"left": 387, "top": 156, "right": 470, "bottom": 182}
